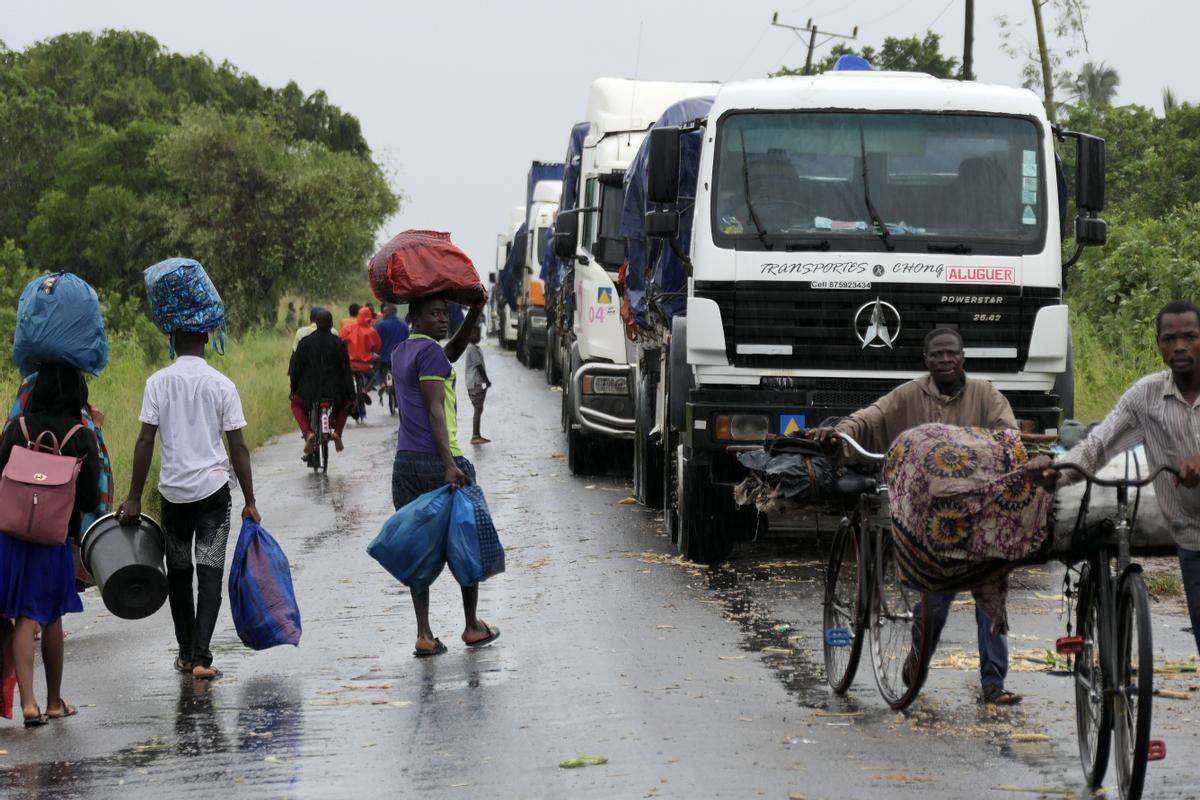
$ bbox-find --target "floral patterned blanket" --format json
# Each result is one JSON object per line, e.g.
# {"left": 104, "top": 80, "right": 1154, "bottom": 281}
{"left": 887, "top": 424, "right": 1054, "bottom": 633}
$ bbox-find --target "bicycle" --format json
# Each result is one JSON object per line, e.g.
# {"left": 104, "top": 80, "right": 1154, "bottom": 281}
{"left": 376, "top": 361, "right": 396, "bottom": 416}
{"left": 306, "top": 399, "right": 335, "bottom": 474}
{"left": 1053, "top": 461, "right": 1179, "bottom": 800}
{"left": 352, "top": 371, "right": 372, "bottom": 423}
{"left": 820, "top": 432, "right": 935, "bottom": 711}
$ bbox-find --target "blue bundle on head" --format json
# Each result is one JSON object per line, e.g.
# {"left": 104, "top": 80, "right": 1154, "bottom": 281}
{"left": 143, "top": 258, "right": 226, "bottom": 357}
{"left": 12, "top": 272, "right": 109, "bottom": 378}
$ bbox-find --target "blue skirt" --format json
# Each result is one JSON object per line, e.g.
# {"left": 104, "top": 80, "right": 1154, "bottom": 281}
{"left": 0, "top": 533, "right": 83, "bottom": 625}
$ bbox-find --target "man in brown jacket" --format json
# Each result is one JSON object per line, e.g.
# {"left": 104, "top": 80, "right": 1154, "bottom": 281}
{"left": 811, "top": 327, "right": 1022, "bottom": 705}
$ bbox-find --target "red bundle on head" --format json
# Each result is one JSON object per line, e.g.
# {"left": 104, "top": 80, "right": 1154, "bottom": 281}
{"left": 368, "top": 230, "right": 482, "bottom": 305}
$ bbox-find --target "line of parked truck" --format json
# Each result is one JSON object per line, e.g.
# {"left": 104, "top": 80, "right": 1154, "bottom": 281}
{"left": 492, "top": 60, "right": 1108, "bottom": 565}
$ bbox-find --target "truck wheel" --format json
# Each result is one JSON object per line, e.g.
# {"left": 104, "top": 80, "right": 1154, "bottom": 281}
{"left": 676, "top": 455, "right": 744, "bottom": 565}
{"left": 529, "top": 340, "right": 544, "bottom": 371}
{"left": 635, "top": 372, "right": 663, "bottom": 507}
{"left": 544, "top": 328, "right": 560, "bottom": 385}
{"left": 516, "top": 321, "right": 528, "bottom": 365}
{"left": 568, "top": 426, "right": 604, "bottom": 476}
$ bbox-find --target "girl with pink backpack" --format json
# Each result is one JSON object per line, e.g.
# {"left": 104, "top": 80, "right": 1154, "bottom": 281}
{"left": 0, "top": 364, "right": 101, "bottom": 726}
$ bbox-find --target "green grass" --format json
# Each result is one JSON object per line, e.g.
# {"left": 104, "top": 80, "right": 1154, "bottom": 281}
{"left": 0, "top": 327, "right": 296, "bottom": 516}
{"left": 1071, "top": 308, "right": 1163, "bottom": 423}
{"left": 1144, "top": 572, "right": 1184, "bottom": 599}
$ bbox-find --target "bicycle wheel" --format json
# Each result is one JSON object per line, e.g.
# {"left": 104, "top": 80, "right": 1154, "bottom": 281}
{"left": 387, "top": 383, "right": 396, "bottom": 415}
{"left": 1074, "top": 562, "right": 1112, "bottom": 787}
{"left": 824, "top": 518, "right": 865, "bottom": 693}
{"left": 1113, "top": 571, "right": 1154, "bottom": 800}
{"left": 868, "top": 530, "right": 931, "bottom": 710}
{"left": 320, "top": 437, "right": 329, "bottom": 474}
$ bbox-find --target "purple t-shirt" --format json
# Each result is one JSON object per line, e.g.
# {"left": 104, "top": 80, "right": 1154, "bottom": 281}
{"left": 392, "top": 334, "right": 461, "bottom": 457}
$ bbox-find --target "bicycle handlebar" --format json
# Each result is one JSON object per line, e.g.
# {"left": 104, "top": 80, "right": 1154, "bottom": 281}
{"left": 1053, "top": 462, "right": 1181, "bottom": 488}
{"left": 825, "top": 431, "right": 886, "bottom": 463}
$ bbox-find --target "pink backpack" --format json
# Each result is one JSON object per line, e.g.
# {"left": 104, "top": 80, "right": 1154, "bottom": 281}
{"left": 0, "top": 418, "right": 84, "bottom": 546}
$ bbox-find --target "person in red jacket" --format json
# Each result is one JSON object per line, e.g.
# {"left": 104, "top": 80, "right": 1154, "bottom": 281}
{"left": 340, "top": 306, "right": 382, "bottom": 422}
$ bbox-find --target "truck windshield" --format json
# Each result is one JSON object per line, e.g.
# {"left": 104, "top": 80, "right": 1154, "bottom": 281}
{"left": 714, "top": 112, "right": 1045, "bottom": 253}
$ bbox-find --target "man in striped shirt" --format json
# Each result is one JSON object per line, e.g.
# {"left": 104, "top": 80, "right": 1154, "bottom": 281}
{"left": 1034, "top": 300, "right": 1200, "bottom": 653}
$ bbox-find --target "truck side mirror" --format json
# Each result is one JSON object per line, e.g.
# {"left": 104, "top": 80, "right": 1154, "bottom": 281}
{"left": 644, "top": 210, "right": 679, "bottom": 239}
{"left": 553, "top": 214, "right": 578, "bottom": 260}
{"left": 647, "top": 127, "right": 682, "bottom": 204}
{"left": 1075, "top": 134, "right": 1105, "bottom": 212}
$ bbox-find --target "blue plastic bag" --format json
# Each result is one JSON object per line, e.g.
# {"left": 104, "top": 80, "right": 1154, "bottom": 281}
{"left": 446, "top": 485, "right": 505, "bottom": 587}
{"left": 12, "top": 272, "right": 108, "bottom": 378}
{"left": 143, "top": 258, "right": 226, "bottom": 348}
{"left": 228, "top": 519, "right": 302, "bottom": 650}
{"left": 367, "top": 486, "right": 452, "bottom": 592}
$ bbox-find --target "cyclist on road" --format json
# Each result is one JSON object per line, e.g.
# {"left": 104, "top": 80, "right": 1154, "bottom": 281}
{"left": 291, "top": 309, "right": 355, "bottom": 455}
{"left": 810, "top": 327, "right": 1023, "bottom": 705}
{"left": 1030, "top": 300, "right": 1200, "bottom": 656}
{"left": 340, "top": 306, "right": 382, "bottom": 423}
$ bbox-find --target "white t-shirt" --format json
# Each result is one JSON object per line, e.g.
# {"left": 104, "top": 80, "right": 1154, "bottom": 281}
{"left": 139, "top": 356, "right": 248, "bottom": 504}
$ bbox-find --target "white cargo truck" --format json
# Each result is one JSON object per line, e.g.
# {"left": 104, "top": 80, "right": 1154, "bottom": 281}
{"left": 496, "top": 204, "right": 525, "bottom": 350}
{"left": 552, "top": 77, "right": 719, "bottom": 475}
{"left": 516, "top": 175, "right": 562, "bottom": 370}
{"left": 631, "top": 70, "right": 1106, "bottom": 562}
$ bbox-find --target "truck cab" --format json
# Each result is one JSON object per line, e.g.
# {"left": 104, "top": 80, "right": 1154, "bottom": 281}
{"left": 517, "top": 176, "right": 562, "bottom": 370}
{"left": 638, "top": 70, "right": 1106, "bottom": 562}
{"left": 554, "top": 77, "right": 719, "bottom": 476}
{"left": 497, "top": 204, "right": 525, "bottom": 350}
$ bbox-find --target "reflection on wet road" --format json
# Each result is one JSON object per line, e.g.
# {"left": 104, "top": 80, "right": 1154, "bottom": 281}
{"left": 2, "top": 339, "right": 1199, "bottom": 798}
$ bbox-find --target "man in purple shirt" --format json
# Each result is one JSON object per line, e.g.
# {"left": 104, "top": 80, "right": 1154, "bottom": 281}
{"left": 390, "top": 291, "right": 499, "bottom": 657}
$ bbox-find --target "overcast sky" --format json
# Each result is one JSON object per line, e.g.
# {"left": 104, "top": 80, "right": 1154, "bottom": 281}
{"left": 8, "top": 0, "right": 1195, "bottom": 278}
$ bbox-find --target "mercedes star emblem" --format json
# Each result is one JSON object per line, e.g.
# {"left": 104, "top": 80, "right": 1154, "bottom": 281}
{"left": 854, "top": 298, "right": 901, "bottom": 349}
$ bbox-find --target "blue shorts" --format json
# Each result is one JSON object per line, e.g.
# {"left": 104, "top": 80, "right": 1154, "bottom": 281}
{"left": 391, "top": 450, "right": 476, "bottom": 510}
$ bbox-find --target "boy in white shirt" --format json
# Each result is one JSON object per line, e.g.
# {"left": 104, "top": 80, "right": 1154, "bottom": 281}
{"left": 117, "top": 331, "right": 259, "bottom": 680}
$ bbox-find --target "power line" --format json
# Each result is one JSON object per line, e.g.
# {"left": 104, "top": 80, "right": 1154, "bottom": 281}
{"left": 924, "top": 0, "right": 955, "bottom": 32}
{"left": 727, "top": 23, "right": 772, "bottom": 80}
{"left": 770, "top": 12, "right": 859, "bottom": 76}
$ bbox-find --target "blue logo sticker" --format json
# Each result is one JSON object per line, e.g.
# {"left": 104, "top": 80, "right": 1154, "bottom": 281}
{"left": 780, "top": 414, "right": 806, "bottom": 436}
{"left": 597, "top": 287, "right": 613, "bottom": 304}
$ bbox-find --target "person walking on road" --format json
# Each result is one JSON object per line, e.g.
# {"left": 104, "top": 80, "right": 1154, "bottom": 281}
{"left": 284, "top": 302, "right": 298, "bottom": 330}
{"left": 374, "top": 303, "right": 409, "bottom": 408}
{"left": 339, "top": 304, "right": 362, "bottom": 339}
{"left": 117, "top": 331, "right": 260, "bottom": 680}
{"left": 341, "top": 306, "right": 382, "bottom": 423}
{"left": 391, "top": 292, "right": 498, "bottom": 657}
{"left": 1030, "top": 300, "right": 1200, "bottom": 656}
{"left": 465, "top": 325, "right": 491, "bottom": 445}
{"left": 811, "top": 327, "right": 1023, "bottom": 705}
{"left": 290, "top": 309, "right": 356, "bottom": 456}
{"left": 0, "top": 364, "right": 101, "bottom": 726}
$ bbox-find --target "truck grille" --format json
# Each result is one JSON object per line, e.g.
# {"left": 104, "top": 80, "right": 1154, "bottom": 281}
{"left": 694, "top": 281, "right": 1060, "bottom": 373}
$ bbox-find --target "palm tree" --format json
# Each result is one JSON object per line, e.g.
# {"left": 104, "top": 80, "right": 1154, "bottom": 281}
{"left": 1072, "top": 61, "right": 1120, "bottom": 108}
{"left": 1163, "top": 86, "right": 1178, "bottom": 115}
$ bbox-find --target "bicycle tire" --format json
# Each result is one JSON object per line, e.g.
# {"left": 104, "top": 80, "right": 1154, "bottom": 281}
{"left": 320, "top": 437, "right": 329, "bottom": 474}
{"left": 824, "top": 518, "right": 865, "bottom": 694}
{"left": 1113, "top": 571, "right": 1153, "bottom": 800}
{"left": 387, "top": 386, "right": 396, "bottom": 415}
{"left": 1073, "top": 562, "right": 1112, "bottom": 787}
{"left": 868, "top": 531, "right": 932, "bottom": 710}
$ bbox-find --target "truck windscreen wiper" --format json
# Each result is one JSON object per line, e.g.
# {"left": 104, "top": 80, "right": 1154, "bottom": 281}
{"left": 739, "top": 128, "right": 771, "bottom": 248}
{"left": 927, "top": 242, "right": 973, "bottom": 254}
{"left": 784, "top": 238, "right": 831, "bottom": 251}
{"left": 858, "top": 125, "right": 894, "bottom": 252}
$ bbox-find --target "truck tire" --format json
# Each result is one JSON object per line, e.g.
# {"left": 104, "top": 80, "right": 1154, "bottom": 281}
{"left": 1053, "top": 334, "right": 1075, "bottom": 422}
{"left": 635, "top": 371, "right": 663, "bottom": 507}
{"left": 529, "top": 337, "right": 544, "bottom": 371}
{"left": 677, "top": 454, "right": 749, "bottom": 565}
{"left": 545, "top": 328, "right": 561, "bottom": 385}
{"left": 566, "top": 347, "right": 602, "bottom": 476}
{"left": 516, "top": 320, "right": 528, "bottom": 365}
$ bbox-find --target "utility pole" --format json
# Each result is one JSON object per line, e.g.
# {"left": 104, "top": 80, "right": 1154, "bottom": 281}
{"left": 962, "top": 0, "right": 975, "bottom": 81}
{"left": 1030, "top": 0, "right": 1056, "bottom": 123}
{"left": 771, "top": 12, "right": 858, "bottom": 75}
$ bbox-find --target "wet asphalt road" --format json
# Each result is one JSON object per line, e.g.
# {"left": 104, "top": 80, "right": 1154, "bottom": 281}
{"left": 3, "top": 339, "right": 1200, "bottom": 799}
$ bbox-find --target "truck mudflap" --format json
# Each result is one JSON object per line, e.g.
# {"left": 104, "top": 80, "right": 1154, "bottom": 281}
{"left": 571, "top": 362, "right": 635, "bottom": 439}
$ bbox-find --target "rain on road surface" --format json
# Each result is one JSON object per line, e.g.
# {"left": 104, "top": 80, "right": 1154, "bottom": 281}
{"left": 2, "top": 338, "right": 1200, "bottom": 799}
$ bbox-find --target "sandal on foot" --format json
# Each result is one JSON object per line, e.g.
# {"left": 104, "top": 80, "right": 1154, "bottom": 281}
{"left": 174, "top": 656, "right": 194, "bottom": 674}
{"left": 23, "top": 709, "right": 48, "bottom": 728}
{"left": 191, "top": 665, "right": 223, "bottom": 680}
{"left": 463, "top": 623, "right": 500, "bottom": 648}
{"left": 47, "top": 700, "right": 77, "bottom": 720}
{"left": 983, "top": 686, "right": 1022, "bottom": 705}
{"left": 413, "top": 638, "right": 447, "bottom": 658}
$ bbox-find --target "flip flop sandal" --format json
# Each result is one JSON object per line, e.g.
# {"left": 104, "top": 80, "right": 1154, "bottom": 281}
{"left": 47, "top": 700, "right": 77, "bottom": 720}
{"left": 983, "top": 686, "right": 1022, "bottom": 705}
{"left": 23, "top": 710, "right": 49, "bottom": 728}
{"left": 192, "top": 666, "right": 223, "bottom": 680}
{"left": 174, "top": 656, "right": 193, "bottom": 674}
{"left": 413, "top": 638, "right": 447, "bottom": 658}
{"left": 464, "top": 623, "right": 500, "bottom": 649}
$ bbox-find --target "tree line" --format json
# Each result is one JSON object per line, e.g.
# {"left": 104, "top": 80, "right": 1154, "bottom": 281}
{"left": 0, "top": 30, "right": 398, "bottom": 330}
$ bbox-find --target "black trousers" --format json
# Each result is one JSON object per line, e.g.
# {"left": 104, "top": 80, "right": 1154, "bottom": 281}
{"left": 161, "top": 485, "right": 231, "bottom": 667}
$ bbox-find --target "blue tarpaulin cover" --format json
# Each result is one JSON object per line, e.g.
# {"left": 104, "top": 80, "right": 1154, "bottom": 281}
{"left": 526, "top": 161, "right": 564, "bottom": 216}
{"left": 12, "top": 272, "right": 109, "bottom": 378}
{"left": 499, "top": 223, "right": 527, "bottom": 311}
{"left": 551, "top": 122, "right": 590, "bottom": 327}
{"left": 621, "top": 97, "right": 714, "bottom": 330}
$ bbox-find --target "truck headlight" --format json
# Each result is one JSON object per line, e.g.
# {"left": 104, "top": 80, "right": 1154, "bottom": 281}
{"left": 531, "top": 316, "right": 547, "bottom": 328}
{"left": 713, "top": 414, "right": 769, "bottom": 442}
{"left": 581, "top": 375, "right": 629, "bottom": 395}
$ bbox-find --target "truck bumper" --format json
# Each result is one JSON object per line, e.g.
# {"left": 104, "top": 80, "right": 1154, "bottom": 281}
{"left": 527, "top": 309, "right": 547, "bottom": 353}
{"left": 684, "top": 384, "right": 1061, "bottom": 485}
{"left": 571, "top": 362, "right": 635, "bottom": 440}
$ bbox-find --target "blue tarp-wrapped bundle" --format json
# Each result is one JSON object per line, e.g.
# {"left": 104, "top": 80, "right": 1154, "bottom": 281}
{"left": 547, "top": 122, "right": 589, "bottom": 329}
{"left": 621, "top": 97, "right": 714, "bottom": 331}
{"left": 526, "top": 161, "right": 564, "bottom": 213}
{"left": 11, "top": 272, "right": 109, "bottom": 378}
